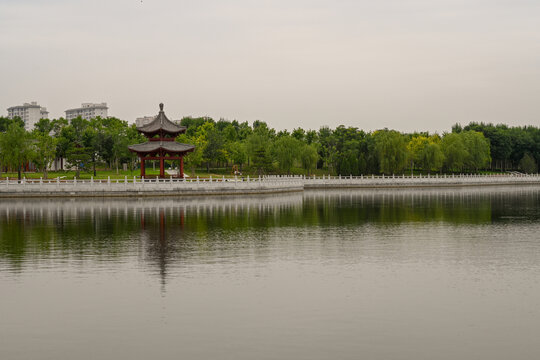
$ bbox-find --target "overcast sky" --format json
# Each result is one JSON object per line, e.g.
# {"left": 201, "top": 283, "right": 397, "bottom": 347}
{"left": 1, "top": 0, "right": 539, "bottom": 132}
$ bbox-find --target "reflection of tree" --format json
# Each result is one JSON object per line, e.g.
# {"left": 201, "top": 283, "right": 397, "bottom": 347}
{"left": 1, "top": 188, "right": 539, "bottom": 274}
{"left": 0, "top": 218, "right": 26, "bottom": 270}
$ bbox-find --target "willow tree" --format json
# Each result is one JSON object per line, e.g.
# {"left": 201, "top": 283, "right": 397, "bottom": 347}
{"left": 408, "top": 135, "right": 445, "bottom": 173}
{"left": 441, "top": 133, "right": 468, "bottom": 172}
{"left": 273, "top": 136, "right": 301, "bottom": 175}
{"left": 300, "top": 144, "right": 319, "bottom": 175}
{"left": 519, "top": 153, "right": 538, "bottom": 174}
{"left": 0, "top": 123, "right": 34, "bottom": 180}
{"left": 373, "top": 129, "right": 409, "bottom": 174}
{"left": 31, "top": 131, "right": 58, "bottom": 179}
{"left": 462, "top": 131, "right": 491, "bottom": 171}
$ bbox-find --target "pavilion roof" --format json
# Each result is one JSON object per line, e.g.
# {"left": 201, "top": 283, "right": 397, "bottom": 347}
{"left": 137, "top": 103, "right": 187, "bottom": 135}
{"left": 128, "top": 141, "right": 195, "bottom": 154}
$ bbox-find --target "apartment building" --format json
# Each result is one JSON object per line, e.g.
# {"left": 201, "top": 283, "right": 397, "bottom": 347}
{"left": 65, "top": 102, "right": 108, "bottom": 121}
{"left": 135, "top": 116, "right": 156, "bottom": 127}
{"left": 7, "top": 101, "right": 49, "bottom": 130}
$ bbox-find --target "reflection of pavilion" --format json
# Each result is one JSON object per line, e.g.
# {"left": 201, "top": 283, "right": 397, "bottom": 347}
{"left": 128, "top": 103, "right": 194, "bottom": 178}
{"left": 140, "top": 207, "right": 185, "bottom": 291}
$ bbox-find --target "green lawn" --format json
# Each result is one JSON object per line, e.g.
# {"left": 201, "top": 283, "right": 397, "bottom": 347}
{"left": 0, "top": 169, "right": 262, "bottom": 180}
{"left": 0, "top": 167, "right": 510, "bottom": 180}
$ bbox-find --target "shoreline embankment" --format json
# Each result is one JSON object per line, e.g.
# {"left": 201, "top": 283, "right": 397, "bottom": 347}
{"left": 0, "top": 174, "right": 539, "bottom": 198}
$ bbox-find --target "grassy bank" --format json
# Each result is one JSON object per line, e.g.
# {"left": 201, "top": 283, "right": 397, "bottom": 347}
{"left": 0, "top": 168, "right": 512, "bottom": 181}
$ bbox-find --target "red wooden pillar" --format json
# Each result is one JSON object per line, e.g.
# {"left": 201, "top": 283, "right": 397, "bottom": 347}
{"left": 160, "top": 157, "right": 165, "bottom": 178}
{"left": 180, "top": 156, "right": 184, "bottom": 178}
{"left": 140, "top": 157, "right": 145, "bottom": 177}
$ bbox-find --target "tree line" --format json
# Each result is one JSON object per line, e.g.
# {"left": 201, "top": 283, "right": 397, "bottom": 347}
{"left": 0, "top": 116, "right": 144, "bottom": 179}
{"left": 0, "top": 114, "right": 539, "bottom": 180}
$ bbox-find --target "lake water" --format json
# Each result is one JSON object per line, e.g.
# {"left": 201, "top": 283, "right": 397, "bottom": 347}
{"left": 1, "top": 187, "right": 540, "bottom": 360}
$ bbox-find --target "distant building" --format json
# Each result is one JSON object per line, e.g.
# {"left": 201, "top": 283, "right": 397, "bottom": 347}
{"left": 135, "top": 116, "right": 156, "bottom": 128}
{"left": 7, "top": 101, "right": 49, "bottom": 131}
{"left": 65, "top": 102, "right": 108, "bottom": 121}
{"left": 136, "top": 115, "right": 182, "bottom": 127}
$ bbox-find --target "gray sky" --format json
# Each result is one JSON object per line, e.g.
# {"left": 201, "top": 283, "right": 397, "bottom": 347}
{"left": 1, "top": 0, "right": 539, "bottom": 132}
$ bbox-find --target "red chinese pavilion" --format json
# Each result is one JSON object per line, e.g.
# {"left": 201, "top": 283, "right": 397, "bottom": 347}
{"left": 128, "top": 103, "right": 194, "bottom": 178}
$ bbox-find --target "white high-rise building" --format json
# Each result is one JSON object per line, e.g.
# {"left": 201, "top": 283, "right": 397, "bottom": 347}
{"left": 65, "top": 102, "right": 108, "bottom": 121}
{"left": 7, "top": 102, "right": 49, "bottom": 131}
{"left": 135, "top": 116, "right": 156, "bottom": 127}
{"left": 136, "top": 115, "right": 183, "bottom": 127}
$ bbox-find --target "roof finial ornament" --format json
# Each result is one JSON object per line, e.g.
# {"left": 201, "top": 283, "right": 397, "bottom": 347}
{"left": 159, "top": 103, "right": 164, "bottom": 112}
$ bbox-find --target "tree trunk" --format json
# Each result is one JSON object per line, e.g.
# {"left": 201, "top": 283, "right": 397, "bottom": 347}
{"left": 43, "top": 165, "right": 48, "bottom": 179}
{"left": 18, "top": 164, "right": 22, "bottom": 181}
{"left": 116, "top": 158, "right": 119, "bottom": 175}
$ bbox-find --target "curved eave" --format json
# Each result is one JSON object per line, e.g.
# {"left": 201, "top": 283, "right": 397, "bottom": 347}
{"left": 137, "top": 128, "right": 187, "bottom": 137}
{"left": 128, "top": 142, "right": 195, "bottom": 155}
{"left": 136, "top": 111, "right": 186, "bottom": 135}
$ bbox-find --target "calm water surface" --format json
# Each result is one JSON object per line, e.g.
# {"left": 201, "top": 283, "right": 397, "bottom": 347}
{"left": 1, "top": 187, "right": 540, "bottom": 359}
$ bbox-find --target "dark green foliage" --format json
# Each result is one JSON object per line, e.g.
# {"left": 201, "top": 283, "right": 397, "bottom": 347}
{"left": 463, "top": 122, "right": 540, "bottom": 171}
{"left": 2, "top": 109, "right": 539, "bottom": 176}
{"left": 0, "top": 123, "right": 33, "bottom": 180}
{"left": 519, "top": 153, "right": 538, "bottom": 173}
{"left": 0, "top": 117, "right": 24, "bottom": 132}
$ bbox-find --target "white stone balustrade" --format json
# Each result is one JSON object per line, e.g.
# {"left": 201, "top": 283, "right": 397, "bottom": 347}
{"left": 0, "top": 174, "right": 538, "bottom": 197}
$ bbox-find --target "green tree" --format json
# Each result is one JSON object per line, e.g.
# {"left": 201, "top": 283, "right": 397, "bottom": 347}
{"left": 373, "top": 129, "right": 408, "bottom": 174}
{"left": 247, "top": 133, "right": 272, "bottom": 175}
{"left": 33, "top": 118, "right": 54, "bottom": 134}
{"left": 58, "top": 117, "right": 92, "bottom": 177}
{"left": 300, "top": 144, "right": 319, "bottom": 175}
{"left": 317, "top": 126, "right": 337, "bottom": 173}
{"left": 227, "top": 141, "right": 247, "bottom": 170}
{"left": 408, "top": 135, "right": 445, "bottom": 173}
{"left": 0, "top": 117, "right": 24, "bottom": 132}
{"left": 65, "top": 146, "right": 91, "bottom": 178}
{"left": 0, "top": 123, "right": 34, "bottom": 180}
{"left": 202, "top": 125, "right": 226, "bottom": 172}
{"left": 441, "top": 133, "right": 468, "bottom": 171}
{"left": 31, "top": 131, "right": 58, "bottom": 179}
{"left": 177, "top": 133, "right": 205, "bottom": 177}
{"left": 519, "top": 153, "right": 538, "bottom": 174}
{"left": 273, "top": 136, "right": 301, "bottom": 175}
{"left": 462, "top": 131, "right": 491, "bottom": 171}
